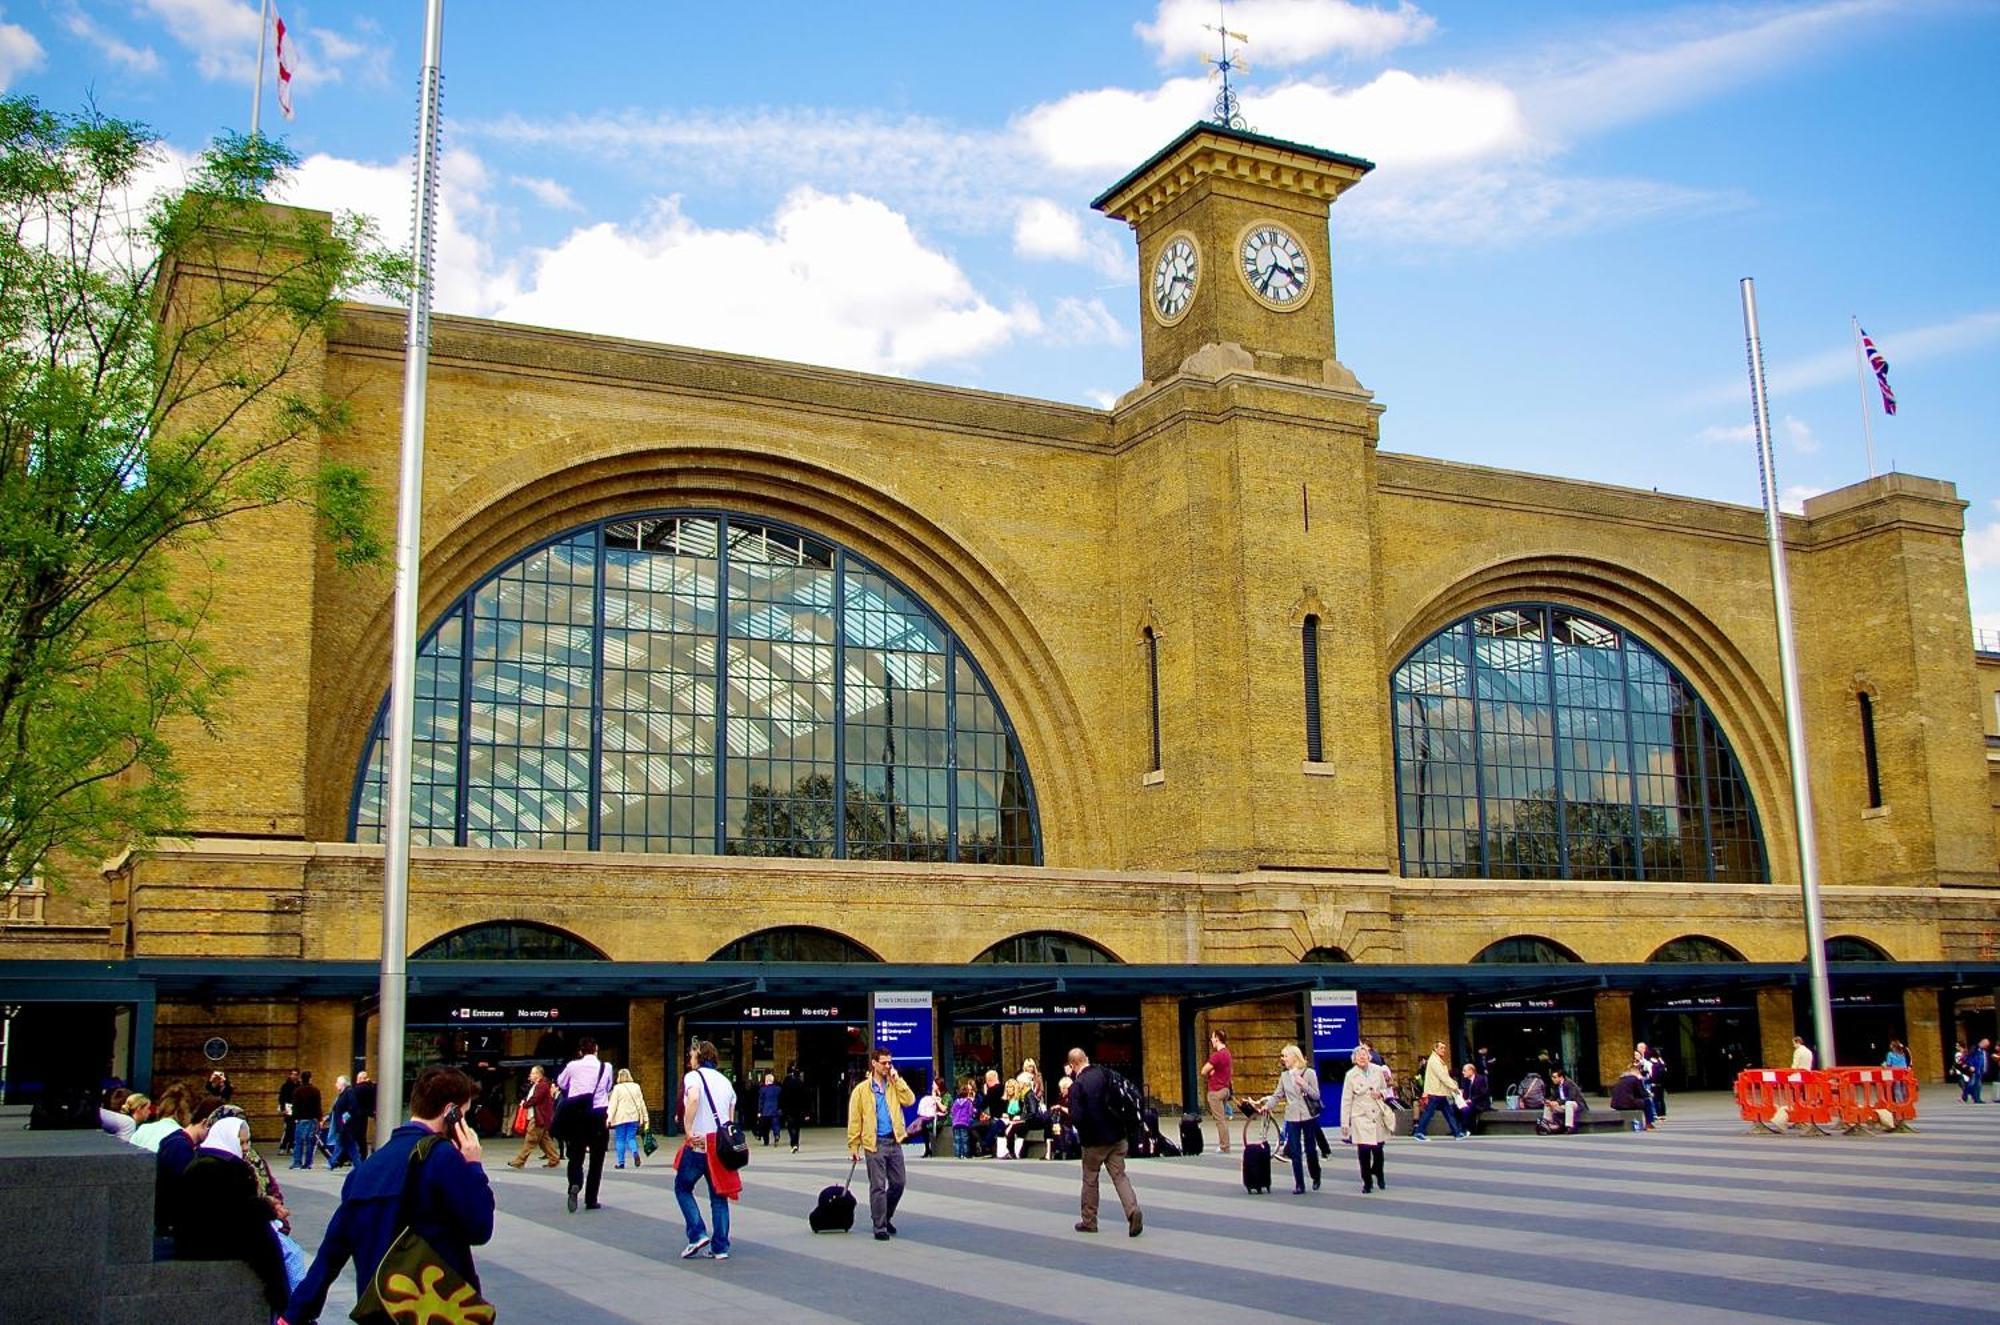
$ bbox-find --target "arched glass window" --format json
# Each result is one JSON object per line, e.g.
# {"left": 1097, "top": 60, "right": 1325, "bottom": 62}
{"left": 1821, "top": 935, "right": 1891, "bottom": 962}
{"left": 1302, "top": 615, "right": 1324, "bottom": 763}
{"left": 351, "top": 513, "right": 1038, "bottom": 864}
{"left": 970, "top": 931, "right": 1120, "bottom": 964}
{"left": 1392, "top": 604, "right": 1767, "bottom": 883}
{"left": 1471, "top": 935, "right": 1581, "bottom": 965}
{"left": 1142, "top": 626, "right": 1162, "bottom": 773}
{"left": 1647, "top": 935, "right": 1745, "bottom": 963}
{"left": 413, "top": 921, "right": 607, "bottom": 962}
{"left": 708, "top": 926, "right": 881, "bottom": 963}
{"left": 1301, "top": 945, "right": 1352, "bottom": 963}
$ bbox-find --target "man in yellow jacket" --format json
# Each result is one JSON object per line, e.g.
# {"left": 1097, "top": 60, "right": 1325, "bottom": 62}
{"left": 847, "top": 1046, "right": 916, "bottom": 1241}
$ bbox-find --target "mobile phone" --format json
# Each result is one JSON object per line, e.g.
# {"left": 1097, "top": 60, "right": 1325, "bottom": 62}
{"left": 442, "top": 1103, "right": 464, "bottom": 1147}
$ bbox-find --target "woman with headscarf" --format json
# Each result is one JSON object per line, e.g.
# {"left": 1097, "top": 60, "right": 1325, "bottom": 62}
{"left": 175, "top": 1116, "right": 292, "bottom": 1311}
{"left": 1340, "top": 1044, "right": 1393, "bottom": 1194}
{"left": 607, "top": 1067, "right": 651, "bottom": 1170}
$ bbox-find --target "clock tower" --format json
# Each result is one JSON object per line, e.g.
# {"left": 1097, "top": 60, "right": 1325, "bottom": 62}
{"left": 1092, "top": 123, "right": 1372, "bottom": 390}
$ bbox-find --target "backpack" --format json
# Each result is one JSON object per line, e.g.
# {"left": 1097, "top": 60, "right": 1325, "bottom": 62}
{"left": 1102, "top": 1067, "right": 1144, "bottom": 1139}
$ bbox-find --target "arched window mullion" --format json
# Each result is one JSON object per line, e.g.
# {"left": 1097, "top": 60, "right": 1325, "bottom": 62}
{"left": 1693, "top": 698, "right": 1716, "bottom": 882}
{"left": 587, "top": 530, "right": 607, "bottom": 851}
{"left": 1618, "top": 634, "right": 1644, "bottom": 882}
{"left": 453, "top": 603, "right": 472, "bottom": 848}
{"left": 1540, "top": 613, "right": 1570, "bottom": 878}
{"left": 945, "top": 634, "right": 960, "bottom": 864}
{"left": 712, "top": 515, "right": 732, "bottom": 856}
{"left": 1467, "top": 620, "right": 1488, "bottom": 877}
{"left": 832, "top": 549, "right": 848, "bottom": 859}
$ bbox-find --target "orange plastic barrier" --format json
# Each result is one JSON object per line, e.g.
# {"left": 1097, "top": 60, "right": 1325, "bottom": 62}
{"left": 1825, "top": 1066, "right": 1920, "bottom": 1133}
{"left": 1735, "top": 1068, "right": 1835, "bottom": 1134}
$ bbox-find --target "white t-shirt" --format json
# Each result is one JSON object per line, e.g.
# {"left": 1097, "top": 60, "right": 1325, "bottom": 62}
{"left": 683, "top": 1066, "right": 736, "bottom": 1136}
{"left": 1791, "top": 1044, "right": 1815, "bottom": 1070}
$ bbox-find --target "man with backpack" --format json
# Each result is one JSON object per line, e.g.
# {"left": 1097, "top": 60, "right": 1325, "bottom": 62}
{"left": 1063, "top": 1048, "right": 1143, "bottom": 1237}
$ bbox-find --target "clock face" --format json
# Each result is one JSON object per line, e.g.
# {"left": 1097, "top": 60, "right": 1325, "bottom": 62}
{"left": 1150, "top": 233, "right": 1198, "bottom": 324}
{"left": 1238, "top": 222, "right": 1312, "bottom": 310}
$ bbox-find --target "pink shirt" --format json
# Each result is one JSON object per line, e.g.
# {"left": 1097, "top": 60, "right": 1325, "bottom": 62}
{"left": 556, "top": 1055, "right": 612, "bottom": 1108}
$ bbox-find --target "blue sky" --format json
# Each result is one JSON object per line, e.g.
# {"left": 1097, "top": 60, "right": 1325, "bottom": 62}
{"left": 8, "top": 1, "right": 1997, "bottom": 633}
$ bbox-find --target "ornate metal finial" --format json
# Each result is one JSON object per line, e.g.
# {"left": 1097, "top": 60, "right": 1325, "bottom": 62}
{"left": 1204, "top": 2, "right": 1251, "bottom": 130}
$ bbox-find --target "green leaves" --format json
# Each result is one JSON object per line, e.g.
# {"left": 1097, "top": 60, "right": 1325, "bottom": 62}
{"left": 0, "top": 95, "right": 400, "bottom": 890}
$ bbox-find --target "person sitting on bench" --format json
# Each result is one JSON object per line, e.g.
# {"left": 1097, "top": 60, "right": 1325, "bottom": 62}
{"left": 1609, "top": 1065, "right": 1655, "bottom": 1130}
{"left": 1543, "top": 1069, "right": 1587, "bottom": 1133}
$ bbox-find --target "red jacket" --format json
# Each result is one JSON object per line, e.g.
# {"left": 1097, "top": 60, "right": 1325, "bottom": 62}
{"left": 527, "top": 1078, "right": 555, "bottom": 1129}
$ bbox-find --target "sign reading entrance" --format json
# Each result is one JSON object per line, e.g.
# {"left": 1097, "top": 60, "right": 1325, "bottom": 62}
{"left": 1308, "top": 990, "right": 1360, "bottom": 1127}
{"left": 872, "top": 991, "right": 934, "bottom": 1127}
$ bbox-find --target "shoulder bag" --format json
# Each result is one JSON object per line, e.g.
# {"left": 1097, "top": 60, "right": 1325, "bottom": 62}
{"left": 696, "top": 1068, "right": 750, "bottom": 1171}
{"left": 351, "top": 1134, "right": 494, "bottom": 1325}
{"left": 552, "top": 1061, "right": 608, "bottom": 1142}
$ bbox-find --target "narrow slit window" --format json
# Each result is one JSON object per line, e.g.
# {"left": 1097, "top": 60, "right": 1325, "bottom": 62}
{"left": 1143, "top": 626, "right": 1162, "bottom": 772}
{"left": 1303, "top": 614, "right": 1324, "bottom": 762}
{"left": 1858, "top": 691, "right": 1882, "bottom": 808}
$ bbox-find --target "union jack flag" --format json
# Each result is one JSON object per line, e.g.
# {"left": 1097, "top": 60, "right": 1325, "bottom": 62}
{"left": 1860, "top": 326, "right": 1896, "bottom": 415}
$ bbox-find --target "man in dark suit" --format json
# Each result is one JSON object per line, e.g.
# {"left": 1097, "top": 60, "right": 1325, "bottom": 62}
{"left": 349, "top": 1071, "right": 378, "bottom": 1159}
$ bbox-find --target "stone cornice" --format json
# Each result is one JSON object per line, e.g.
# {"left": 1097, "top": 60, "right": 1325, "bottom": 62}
{"left": 1092, "top": 123, "right": 1372, "bottom": 227}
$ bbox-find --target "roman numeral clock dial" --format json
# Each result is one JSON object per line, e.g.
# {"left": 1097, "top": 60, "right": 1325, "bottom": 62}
{"left": 1237, "top": 221, "right": 1313, "bottom": 311}
{"left": 1150, "top": 232, "right": 1199, "bottom": 325}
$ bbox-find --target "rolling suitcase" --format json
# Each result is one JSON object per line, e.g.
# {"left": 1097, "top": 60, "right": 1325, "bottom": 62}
{"left": 1179, "top": 1116, "right": 1204, "bottom": 1157}
{"left": 809, "top": 1158, "right": 859, "bottom": 1233}
{"left": 1240, "top": 1116, "right": 1272, "bottom": 1194}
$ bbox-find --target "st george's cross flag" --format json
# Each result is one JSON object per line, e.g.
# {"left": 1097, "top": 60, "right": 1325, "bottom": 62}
{"left": 275, "top": 13, "right": 295, "bottom": 121}
{"left": 1859, "top": 326, "right": 1896, "bottom": 415}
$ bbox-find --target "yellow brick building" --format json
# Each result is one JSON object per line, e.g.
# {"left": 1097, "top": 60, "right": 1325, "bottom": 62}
{"left": 3, "top": 123, "right": 1996, "bottom": 1134}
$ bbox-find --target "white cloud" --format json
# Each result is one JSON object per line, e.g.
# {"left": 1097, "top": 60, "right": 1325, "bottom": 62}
{"left": 1012, "top": 197, "right": 1128, "bottom": 277}
{"left": 0, "top": 19, "right": 44, "bottom": 87}
{"left": 139, "top": 0, "right": 388, "bottom": 90}
{"left": 1696, "top": 309, "right": 2000, "bottom": 406}
{"left": 1966, "top": 502, "right": 2000, "bottom": 573}
{"left": 1044, "top": 296, "right": 1130, "bottom": 348}
{"left": 1520, "top": 1, "right": 1894, "bottom": 148}
{"left": 1783, "top": 414, "right": 1819, "bottom": 454}
{"left": 1699, "top": 422, "right": 1755, "bottom": 445}
{"left": 61, "top": 7, "right": 158, "bottom": 73}
{"left": 1137, "top": 0, "right": 1435, "bottom": 67}
{"left": 1255, "top": 71, "right": 1528, "bottom": 168}
{"left": 1084, "top": 388, "right": 1120, "bottom": 410}
{"left": 1780, "top": 484, "right": 1825, "bottom": 515}
{"left": 511, "top": 175, "right": 582, "bottom": 212}
{"left": 1016, "top": 77, "right": 1214, "bottom": 176}
{"left": 491, "top": 188, "right": 1042, "bottom": 377}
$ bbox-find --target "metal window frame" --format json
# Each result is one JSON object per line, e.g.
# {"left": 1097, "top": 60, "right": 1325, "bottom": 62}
{"left": 348, "top": 509, "right": 1042, "bottom": 866}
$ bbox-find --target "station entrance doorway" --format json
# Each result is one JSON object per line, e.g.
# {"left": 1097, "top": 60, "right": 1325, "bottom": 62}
{"left": 1641, "top": 996, "right": 1759, "bottom": 1089}
{"left": 1462, "top": 995, "right": 1599, "bottom": 1092}
{"left": 681, "top": 995, "right": 871, "bottom": 1130}
{"left": 946, "top": 997, "right": 1141, "bottom": 1095}
{"left": 406, "top": 996, "right": 629, "bottom": 1137}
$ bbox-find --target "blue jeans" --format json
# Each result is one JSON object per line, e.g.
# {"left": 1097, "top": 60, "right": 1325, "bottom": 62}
{"left": 328, "top": 1126, "right": 357, "bottom": 1167}
{"left": 290, "top": 1119, "right": 318, "bottom": 1168}
{"left": 1281, "top": 1121, "right": 1320, "bottom": 1190}
{"left": 1414, "top": 1095, "right": 1463, "bottom": 1138}
{"left": 1963, "top": 1074, "right": 1983, "bottom": 1103}
{"left": 613, "top": 1121, "right": 640, "bottom": 1165}
{"left": 674, "top": 1144, "right": 730, "bottom": 1255}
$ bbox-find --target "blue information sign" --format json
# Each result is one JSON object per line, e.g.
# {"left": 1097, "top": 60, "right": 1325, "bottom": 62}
{"left": 1309, "top": 990, "right": 1360, "bottom": 1127}
{"left": 872, "top": 991, "right": 934, "bottom": 1126}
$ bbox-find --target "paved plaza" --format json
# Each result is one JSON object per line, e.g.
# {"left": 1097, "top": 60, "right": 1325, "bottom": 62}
{"left": 278, "top": 1095, "right": 2000, "bottom": 1324}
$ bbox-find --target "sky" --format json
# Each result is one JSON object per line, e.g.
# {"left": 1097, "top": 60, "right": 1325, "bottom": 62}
{"left": 6, "top": 0, "right": 1997, "bottom": 635}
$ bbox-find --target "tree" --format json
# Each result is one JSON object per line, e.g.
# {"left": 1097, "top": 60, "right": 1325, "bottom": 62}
{"left": 0, "top": 97, "right": 404, "bottom": 891}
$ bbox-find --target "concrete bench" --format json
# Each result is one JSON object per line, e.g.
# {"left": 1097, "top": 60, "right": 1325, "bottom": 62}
{"left": 1471, "top": 1107, "right": 1647, "bottom": 1135}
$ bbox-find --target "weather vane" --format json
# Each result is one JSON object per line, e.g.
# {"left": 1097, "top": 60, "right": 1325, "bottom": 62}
{"left": 1204, "top": 2, "right": 1251, "bottom": 130}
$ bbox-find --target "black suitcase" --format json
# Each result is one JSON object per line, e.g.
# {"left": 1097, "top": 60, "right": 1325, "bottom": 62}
{"left": 1240, "top": 1118, "right": 1272, "bottom": 1194}
{"left": 809, "top": 1159, "right": 858, "bottom": 1233}
{"left": 1179, "top": 1116, "right": 1204, "bottom": 1156}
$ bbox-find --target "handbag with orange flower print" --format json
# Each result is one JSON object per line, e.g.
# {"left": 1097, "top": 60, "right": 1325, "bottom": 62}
{"left": 350, "top": 1134, "right": 495, "bottom": 1325}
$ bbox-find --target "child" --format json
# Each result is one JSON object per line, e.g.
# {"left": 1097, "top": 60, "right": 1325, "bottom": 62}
{"left": 950, "top": 1081, "right": 978, "bottom": 1158}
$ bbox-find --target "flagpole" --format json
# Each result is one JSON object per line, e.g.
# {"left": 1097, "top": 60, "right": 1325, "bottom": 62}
{"left": 1741, "top": 278, "right": 1838, "bottom": 1070}
{"left": 376, "top": 0, "right": 446, "bottom": 1144}
{"left": 251, "top": 0, "right": 271, "bottom": 136}
{"left": 1849, "top": 317, "right": 1877, "bottom": 478}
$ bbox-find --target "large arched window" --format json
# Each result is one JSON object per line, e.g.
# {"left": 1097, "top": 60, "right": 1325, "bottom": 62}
{"left": 1301, "top": 946, "right": 1352, "bottom": 963}
{"left": 1392, "top": 604, "right": 1766, "bottom": 883}
{"left": 351, "top": 512, "right": 1038, "bottom": 864}
{"left": 413, "top": 921, "right": 607, "bottom": 962}
{"left": 708, "top": 927, "right": 881, "bottom": 963}
{"left": 970, "top": 931, "right": 1120, "bottom": 964}
{"left": 1471, "top": 935, "right": 1581, "bottom": 965}
{"left": 1647, "top": 935, "right": 1745, "bottom": 963}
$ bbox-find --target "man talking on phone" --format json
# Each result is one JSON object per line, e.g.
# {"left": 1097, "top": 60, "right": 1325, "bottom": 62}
{"left": 847, "top": 1046, "right": 915, "bottom": 1241}
{"left": 279, "top": 1066, "right": 494, "bottom": 1325}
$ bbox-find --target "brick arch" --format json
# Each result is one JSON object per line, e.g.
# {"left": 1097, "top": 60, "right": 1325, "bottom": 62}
{"left": 1385, "top": 553, "right": 1794, "bottom": 885}
{"left": 312, "top": 439, "right": 1108, "bottom": 864}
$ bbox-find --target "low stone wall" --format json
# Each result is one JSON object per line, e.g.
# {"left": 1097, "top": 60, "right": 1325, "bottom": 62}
{"left": 0, "top": 1115, "right": 266, "bottom": 1325}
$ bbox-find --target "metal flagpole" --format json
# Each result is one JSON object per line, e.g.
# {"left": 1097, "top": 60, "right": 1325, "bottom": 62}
{"left": 376, "top": 0, "right": 446, "bottom": 1145}
{"left": 251, "top": 0, "right": 271, "bottom": 136}
{"left": 1849, "top": 317, "right": 1877, "bottom": 478}
{"left": 1740, "top": 278, "right": 1837, "bottom": 1069}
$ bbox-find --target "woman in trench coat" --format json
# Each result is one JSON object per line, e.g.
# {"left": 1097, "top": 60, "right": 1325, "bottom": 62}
{"left": 1340, "top": 1043, "right": 1394, "bottom": 1194}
